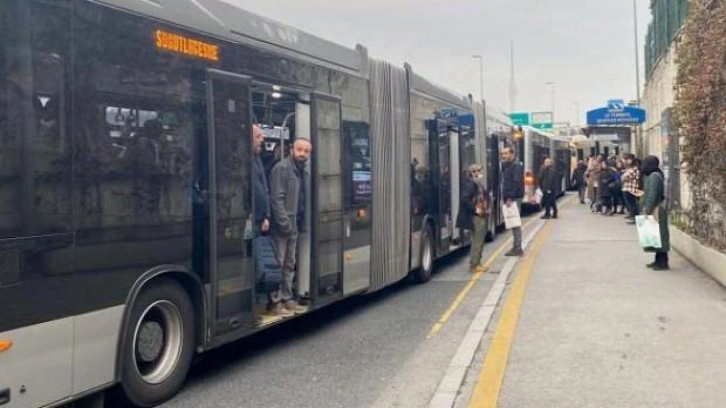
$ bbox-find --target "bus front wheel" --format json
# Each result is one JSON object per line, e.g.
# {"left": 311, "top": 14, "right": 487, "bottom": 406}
{"left": 118, "top": 279, "right": 196, "bottom": 407}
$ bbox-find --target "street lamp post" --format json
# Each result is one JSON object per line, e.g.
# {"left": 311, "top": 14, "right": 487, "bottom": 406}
{"left": 546, "top": 81, "right": 556, "bottom": 124}
{"left": 473, "top": 55, "right": 484, "bottom": 102}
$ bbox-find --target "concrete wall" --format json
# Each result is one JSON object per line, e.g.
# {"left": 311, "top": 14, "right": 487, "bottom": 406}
{"left": 641, "top": 44, "right": 678, "bottom": 159}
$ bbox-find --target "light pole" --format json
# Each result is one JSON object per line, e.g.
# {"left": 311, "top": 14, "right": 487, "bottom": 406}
{"left": 546, "top": 81, "right": 555, "bottom": 125}
{"left": 473, "top": 55, "right": 484, "bottom": 102}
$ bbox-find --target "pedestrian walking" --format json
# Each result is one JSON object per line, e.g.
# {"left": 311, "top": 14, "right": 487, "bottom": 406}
{"left": 641, "top": 155, "right": 670, "bottom": 270}
{"left": 269, "top": 137, "right": 313, "bottom": 314}
{"left": 572, "top": 160, "right": 588, "bottom": 204}
{"left": 621, "top": 153, "right": 641, "bottom": 224}
{"left": 500, "top": 146, "right": 524, "bottom": 256}
{"left": 537, "top": 157, "right": 559, "bottom": 219}
{"left": 457, "top": 164, "right": 489, "bottom": 271}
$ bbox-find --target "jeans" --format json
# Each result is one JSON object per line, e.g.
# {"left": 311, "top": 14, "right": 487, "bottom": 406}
{"left": 542, "top": 191, "right": 558, "bottom": 217}
{"left": 511, "top": 199, "right": 522, "bottom": 250}
{"left": 470, "top": 216, "right": 487, "bottom": 267}
{"left": 623, "top": 192, "right": 639, "bottom": 218}
{"left": 577, "top": 184, "right": 586, "bottom": 203}
{"left": 273, "top": 228, "right": 298, "bottom": 302}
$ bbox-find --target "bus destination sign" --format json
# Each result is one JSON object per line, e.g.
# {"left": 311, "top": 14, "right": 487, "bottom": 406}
{"left": 155, "top": 30, "right": 220, "bottom": 62}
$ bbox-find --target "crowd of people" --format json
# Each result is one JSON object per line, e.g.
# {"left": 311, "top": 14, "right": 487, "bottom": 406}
{"left": 571, "top": 152, "right": 670, "bottom": 270}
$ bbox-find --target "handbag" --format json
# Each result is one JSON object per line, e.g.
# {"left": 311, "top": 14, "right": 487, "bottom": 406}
{"left": 254, "top": 236, "right": 284, "bottom": 291}
{"left": 502, "top": 202, "right": 522, "bottom": 230}
{"left": 635, "top": 215, "right": 662, "bottom": 249}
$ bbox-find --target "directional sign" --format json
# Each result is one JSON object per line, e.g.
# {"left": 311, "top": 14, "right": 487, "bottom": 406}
{"left": 509, "top": 112, "right": 530, "bottom": 126}
{"left": 587, "top": 100, "right": 646, "bottom": 126}
{"left": 531, "top": 111, "right": 553, "bottom": 130}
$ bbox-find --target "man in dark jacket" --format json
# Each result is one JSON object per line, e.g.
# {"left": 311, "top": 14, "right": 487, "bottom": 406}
{"left": 538, "top": 157, "right": 559, "bottom": 219}
{"left": 253, "top": 125, "right": 271, "bottom": 236}
{"left": 598, "top": 160, "right": 617, "bottom": 215}
{"left": 572, "top": 160, "right": 587, "bottom": 204}
{"left": 269, "top": 138, "right": 312, "bottom": 314}
{"left": 500, "top": 146, "right": 524, "bottom": 256}
{"left": 456, "top": 164, "right": 488, "bottom": 271}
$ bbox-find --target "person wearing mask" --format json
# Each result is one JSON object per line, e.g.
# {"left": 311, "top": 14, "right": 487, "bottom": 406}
{"left": 641, "top": 155, "right": 670, "bottom": 270}
{"left": 537, "top": 157, "right": 559, "bottom": 219}
{"left": 269, "top": 137, "right": 313, "bottom": 314}
{"left": 598, "top": 160, "right": 617, "bottom": 215}
{"left": 621, "top": 153, "right": 641, "bottom": 224}
{"left": 456, "top": 164, "right": 489, "bottom": 271}
{"left": 500, "top": 146, "right": 524, "bottom": 256}
{"left": 572, "top": 160, "right": 588, "bottom": 204}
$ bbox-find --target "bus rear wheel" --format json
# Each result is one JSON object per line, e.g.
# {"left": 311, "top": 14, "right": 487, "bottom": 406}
{"left": 413, "top": 224, "right": 434, "bottom": 283}
{"left": 119, "top": 279, "right": 195, "bottom": 407}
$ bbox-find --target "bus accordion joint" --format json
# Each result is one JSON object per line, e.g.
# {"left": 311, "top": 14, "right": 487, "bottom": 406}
{"left": 0, "top": 340, "right": 12, "bottom": 353}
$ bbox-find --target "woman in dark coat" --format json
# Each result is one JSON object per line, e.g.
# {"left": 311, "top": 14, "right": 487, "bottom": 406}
{"left": 456, "top": 164, "right": 488, "bottom": 271}
{"left": 598, "top": 160, "right": 617, "bottom": 215}
{"left": 641, "top": 155, "right": 670, "bottom": 270}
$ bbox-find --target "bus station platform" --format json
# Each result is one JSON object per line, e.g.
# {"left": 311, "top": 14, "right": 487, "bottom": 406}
{"left": 447, "top": 196, "right": 726, "bottom": 408}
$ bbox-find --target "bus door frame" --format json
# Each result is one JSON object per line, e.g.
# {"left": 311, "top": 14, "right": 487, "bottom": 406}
{"left": 204, "top": 68, "right": 256, "bottom": 336}
{"left": 309, "top": 92, "right": 345, "bottom": 307}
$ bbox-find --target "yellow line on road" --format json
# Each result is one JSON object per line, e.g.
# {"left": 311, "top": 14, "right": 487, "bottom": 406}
{"left": 426, "top": 216, "right": 538, "bottom": 339}
{"left": 468, "top": 220, "right": 555, "bottom": 408}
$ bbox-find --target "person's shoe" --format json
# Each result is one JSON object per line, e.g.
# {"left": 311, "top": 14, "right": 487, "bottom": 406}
{"left": 652, "top": 264, "right": 670, "bottom": 271}
{"left": 552, "top": 214, "right": 558, "bottom": 219}
{"left": 540, "top": 214, "right": 551, "bottom": 220}
{"left": 580, "top": 200, "right": 585, "bottom": 204}
{"left": 284, "top": 300, "right": 308, "bottom": 314}
{"left": 626, "top": 219, "right": 636, "bottom": 225}
{"left": 267, "top": 303, "right": 294, "bottom": 317}
{"left": 646, "top": 261, "right": 657, "bottom": 268}
{"left": 505, "top": 248, "right": 523, "bottom": 257}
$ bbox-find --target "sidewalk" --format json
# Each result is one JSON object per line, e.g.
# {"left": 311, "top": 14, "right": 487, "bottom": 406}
{"left": 461, "top": 199, "right": 726, "bottom": 408}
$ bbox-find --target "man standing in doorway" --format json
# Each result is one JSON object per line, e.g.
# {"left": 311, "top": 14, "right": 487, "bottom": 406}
{"left": 500, "top": 146, "right": 524, "bottom": 256}
{"left": 538, "top": 157, "right": 559, "bottom": 219}
{"left": 269, "top": 137, "right": 313, "bottom": 314}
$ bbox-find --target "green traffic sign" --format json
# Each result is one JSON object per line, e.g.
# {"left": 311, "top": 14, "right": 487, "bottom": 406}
{"left": 510, "top": 112, "right": 530, "bottom": 126}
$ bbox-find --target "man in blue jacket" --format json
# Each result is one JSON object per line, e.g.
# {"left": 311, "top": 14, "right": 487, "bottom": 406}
{"left": 500, "top": 146, "right": 524, "bottom": 256}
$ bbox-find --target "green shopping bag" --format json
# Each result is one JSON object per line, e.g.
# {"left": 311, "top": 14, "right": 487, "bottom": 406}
{"left": 635, "top": 215, "right": 662, "bottom": 249}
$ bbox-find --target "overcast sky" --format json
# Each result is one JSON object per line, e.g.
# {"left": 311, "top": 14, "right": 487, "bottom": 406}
{"left": 224, "top": 0, "right": 651, "bottom": 126}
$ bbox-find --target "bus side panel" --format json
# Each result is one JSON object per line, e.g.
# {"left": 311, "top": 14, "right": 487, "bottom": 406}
{"left": 0, "top": 319, "right": 73, "bottom": 408}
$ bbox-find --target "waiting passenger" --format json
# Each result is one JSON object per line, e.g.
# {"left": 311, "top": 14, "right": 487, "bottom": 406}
{"left": 571, "top": 160, "right": 588, "bottom": 204}
{"left": 621, "top": 153, "right": 641, "bottom": 224}
{"left": 456, "top": 164, "right": 489, "bottom": 272}
{"left": 500, "top": 146, "right": 524, "bottom": 257}
{"left": 597, "top": 160, "right": 617, "bottom": 216}
{"left": 537, "top": 157, "right": 559, "bottom": 219}
{"left": 269, "top": 137, "right": 312, "bottom": 314}
{"left": 641, "top": 155, "right": 670, "bottom": 270}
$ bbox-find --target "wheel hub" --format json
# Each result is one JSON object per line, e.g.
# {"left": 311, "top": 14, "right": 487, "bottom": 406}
{"left": 136, "top": 321, "right": 164, "bottom": 363}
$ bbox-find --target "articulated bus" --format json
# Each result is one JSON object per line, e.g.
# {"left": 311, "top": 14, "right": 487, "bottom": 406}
{"left": 0, "top": 1, "right": 505, "bottom": 407}
{"left": 514, "top": 126, "right": 572, "bottom": 208}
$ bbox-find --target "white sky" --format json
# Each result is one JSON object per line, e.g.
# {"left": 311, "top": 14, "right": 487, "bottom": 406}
{"left": 223, "top": 0, "right": 651, "bottom": 126}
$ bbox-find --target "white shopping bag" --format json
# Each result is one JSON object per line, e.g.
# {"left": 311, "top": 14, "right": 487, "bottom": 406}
{"left": 535, "top": 188, "right": 544, "bottom": 204}
{"left": 502, "top": 202, "right": 522, "bottom": 230}
{"left": 635, "top": 215, "right": 662, "bottom": 249}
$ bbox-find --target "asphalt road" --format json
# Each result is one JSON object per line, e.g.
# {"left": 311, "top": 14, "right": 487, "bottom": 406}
{"left": 161, "top": 214, "right": 537, "bottom": 408}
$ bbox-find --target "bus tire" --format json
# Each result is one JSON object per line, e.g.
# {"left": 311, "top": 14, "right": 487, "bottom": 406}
{"left": 413, "top": 224, "right": 434, "bottom": 283}
{"left": 118, "top": 279, "right": 195, "bottom": 407}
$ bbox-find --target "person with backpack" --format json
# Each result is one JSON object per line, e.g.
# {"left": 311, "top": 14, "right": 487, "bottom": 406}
{"left": 641, "top": 155, "right": 670, "bottom": 270}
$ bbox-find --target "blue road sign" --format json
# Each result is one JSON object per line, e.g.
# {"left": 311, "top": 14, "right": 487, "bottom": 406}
{"left": 587, "top": 100, "right": 646, "bottom": 126}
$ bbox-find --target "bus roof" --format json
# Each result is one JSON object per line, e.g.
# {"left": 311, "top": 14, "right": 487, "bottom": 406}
{"left": 94, "top": 0, "right": 367, "bottom": 73}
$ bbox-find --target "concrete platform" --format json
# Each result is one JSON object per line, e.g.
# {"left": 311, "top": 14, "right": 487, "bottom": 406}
{"left": 458, "top": 198, "right": 726, "bottom": 408}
